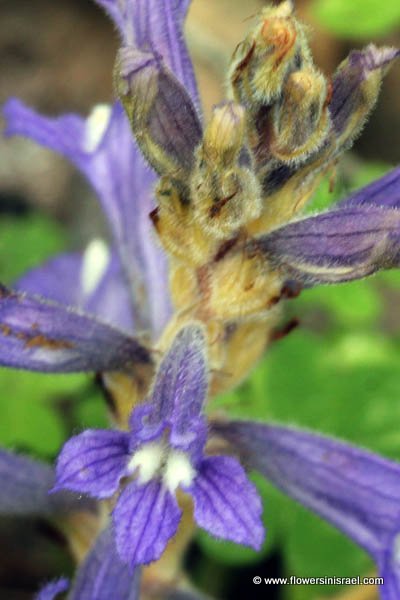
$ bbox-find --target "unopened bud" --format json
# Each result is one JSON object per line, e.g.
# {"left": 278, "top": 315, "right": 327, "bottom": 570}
{"left": 271, "top": 67, "right": 331, "bottom": 163}
{"left": 229, "top": 1, "right": 310, "bottom": 107}
{"left": 203, "top": 103, "right": 246, "bottom": 166}
{"left": 330, "top": 44, "right": 399, "bottom": 153}
{"left": 191, "top": 103, "right": 261, "bottom": 239}
{"left": 115, "top": 46, "right": 202, "bottom": 178}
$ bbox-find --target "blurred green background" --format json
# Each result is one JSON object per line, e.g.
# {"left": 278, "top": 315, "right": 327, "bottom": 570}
{"left": 0, "top": 0, "right": 399, "bottom": 598}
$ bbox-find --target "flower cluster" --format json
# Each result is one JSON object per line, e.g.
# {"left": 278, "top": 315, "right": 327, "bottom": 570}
{"left": 0, "top": 0, "right": 399, "bottom": 599}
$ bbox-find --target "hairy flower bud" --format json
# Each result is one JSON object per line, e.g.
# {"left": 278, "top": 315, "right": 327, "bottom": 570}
{"left": 229, "top": 1, "right": 309, "bottom": 108}
{"left": 330, "top": 44, "right": 399, "bottom": 154}
{"left": 271, "top": 67, "right": 331, "bottom": 164}
{"left": 202, "top": 102, "right": 246, "bottom": 166}
{"left": 115, "top": 46, "right": 202, "bottom": 182}
{"left": 191, "top": 103, "right": 262, "bottom": 239}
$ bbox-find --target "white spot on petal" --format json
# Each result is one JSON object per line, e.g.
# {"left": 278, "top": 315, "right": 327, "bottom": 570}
{"left": 128, "top": 442, "right": 165, "bottom": 484}
{"left": 81, "top": 238, "right": 110, "bottom": 296}
{"left": 163, "top": 450, "right": 195, "bottom": 493}
{"left": 84, "top": 104, "right": 111, "bottom": 153}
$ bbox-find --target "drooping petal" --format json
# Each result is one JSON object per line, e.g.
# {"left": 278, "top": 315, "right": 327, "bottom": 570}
{"left": 190, "top": 456, "right": 264, "bottom": 550}
{"left": 113, "top": 479, "right": 181, "bottom": 567}
{"left": 54, "top": 430, "right": 130, "bottom": 499}
{"left": 70, "top": 526, "right": 140, "bottom": 600}
{"left": 214, "top": 421, "right": 400, "bottom": 560}
{"left": 252, "top": 203, "right": 400, "bottom": 286}
{"left": 94, "top": 0, "right": 199, "bottom": 105}
{"left": 342, "top": 165, "right": 400, "bottom": 210}
{"left": 3, "top": 99, "right": 171, "bottom": 339}
{"left": 330, "top": 45, "right": 399, "bottom": 151}
{"left": 117, "top": 47, "right": 202, "bottom": 177}
{"left": 0, "top": 286, "right": 150, "bottom": 372}
{"left": 0, "top": 449, "right": 94, "bottom": 517}
{"left": 35, "top": 578, "right": 69, "bottom": 600}
{"left": 131, "top": 324, "right": 208, "bottom": 447}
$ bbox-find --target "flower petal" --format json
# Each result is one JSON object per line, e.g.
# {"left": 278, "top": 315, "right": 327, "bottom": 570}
{"left": 381, "top": 549, "right": 400, "bottom": 600}
{"left": 70, "top": 525, "right": 140, "bottom": 600}
{"left": 117, "top": 47, "right": 202, "bottom": 177}
{"left": 16, "top": 249, "right": 135, "bottom": 332}
{"left": 16, "top": 253, "right": 83, "bottom": 307}
{"left": 0, "top": 449, "right": 94, "bottom": 517}
{"left": 330, "top": 45, "right": 399, "bottom": 151}
{"left": 215, "top": 420, "right": 400, "bottom": 558}
{"left": 253, "top": 203, "right": 400, "bottom": 285}
{"left": 190, "top": 456, "right": 264, "bottom": 550}
{"left": 342, "top": 166, "right": 400, "bottom": 211}
{"left": 35, "top": 578, "right": 69, "bottom": 600}
{"left": 0, "top": 286, "right": 150, "bottom": 372}
{"left": 3, "top": 99, "right": 171, "bottom": 339}
{"left": 131, "top": 324, "right": 208, "bottom": 447}
{"left": 113, "top": 479, "right": 181, "bottom": 566}
{"left": 94, "top": 0, "right": 199, "bottom": 105}
{"left": 87, "top": 102, "right": 171, "bottom": 337}
{"left": 84, "top": 251, "right": 135, "bottom": 332}
{"left": 54, "top": 430, "right": 130, "bottom": 499}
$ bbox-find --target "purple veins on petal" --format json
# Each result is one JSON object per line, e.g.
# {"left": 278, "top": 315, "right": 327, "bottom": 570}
{"left": 35, "top": 578, "right": 69, "bottom": 600}
{"left": 253, "top": 203, "right": 400, "bottom": 286}
{"left": 141, "top": 324, "right": 208, "bottom": 442}
{"left": 113, "top": 478, "right": 182, "bottom": 567}
{"left": 0, "top": 287, "right": 151, "bottom": 372}
{"left": 3, "top": 98, "right": 172, "bottom": 339}
{"left": 117, "top": 46, "right": 202, "bottom": 175}
{"left": 54, "top": 430, "right": 130, "bottom": 499}
{"left": 214, "top": 421, "right": 400, "bottom": 568}
{"left": 70, "top": 525, "right": 140, "bottom": 600}
{"left": 329, "top": 44, "right": 399, "bottom": 146}
{"left": 190, "top": 456, "right": 264, "bottom": 550}
{"left": 341, "top": 165, "right": 400, "bottom": 211}
{"left": 95, "top": 0, "right": 199, "bottom": 106}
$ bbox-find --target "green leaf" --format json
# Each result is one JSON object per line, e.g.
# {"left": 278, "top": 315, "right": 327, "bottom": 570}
{"left": 0, "top": 213, "right": 66, "bottom": 284}
{"left": 296, "top": 281, "right": 382, "bottom": 328}
{"left": 214, "top": 305, "right": 400, "bottom": 585}
{"left": 73, "top": 389, "right": 109, "bottom": 429}
{"left": 306, "top": 162, "right": 390, "bottom": 215}
{"left": 312, "top": 0, "right": 400, "bottom": 39}
{"left": 0, "top": 370, "right": 89, "bottom": 456}
{"left": 283, "top": 502, "right": 372, "bottom": 600}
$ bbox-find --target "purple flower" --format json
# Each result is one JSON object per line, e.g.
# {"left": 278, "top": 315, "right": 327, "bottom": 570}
{"left": 0, "top": 0, "right": 200, "bottom": 348}
{"left": 1, "top": 0, "right": 400, "bottom": 597}
{"left": 0, "top": 0, "right": 199, "bottom": 376}
{"left": 53, "top": 324, "right": 264, "bottom": 567}
{"left": 214, "top": 420, "right": 400, "bottom": 599}
{"left": 35, "top": 578, "right": 69, "bottom": 600}
{"left": 0, "top": 449, "right": 137, "bottom": 600}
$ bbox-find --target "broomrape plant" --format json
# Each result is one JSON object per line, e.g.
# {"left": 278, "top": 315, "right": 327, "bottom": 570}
{"left": 1, "top": 0, "right": 400, "bottom": 598}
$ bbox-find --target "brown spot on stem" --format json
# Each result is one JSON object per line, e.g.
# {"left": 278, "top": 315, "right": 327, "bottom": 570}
{"left": 270, "top": 317, "right": 299, "bottom": 342}
{"left": 214, "top": 235, "right": 240, "bottom": 262}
